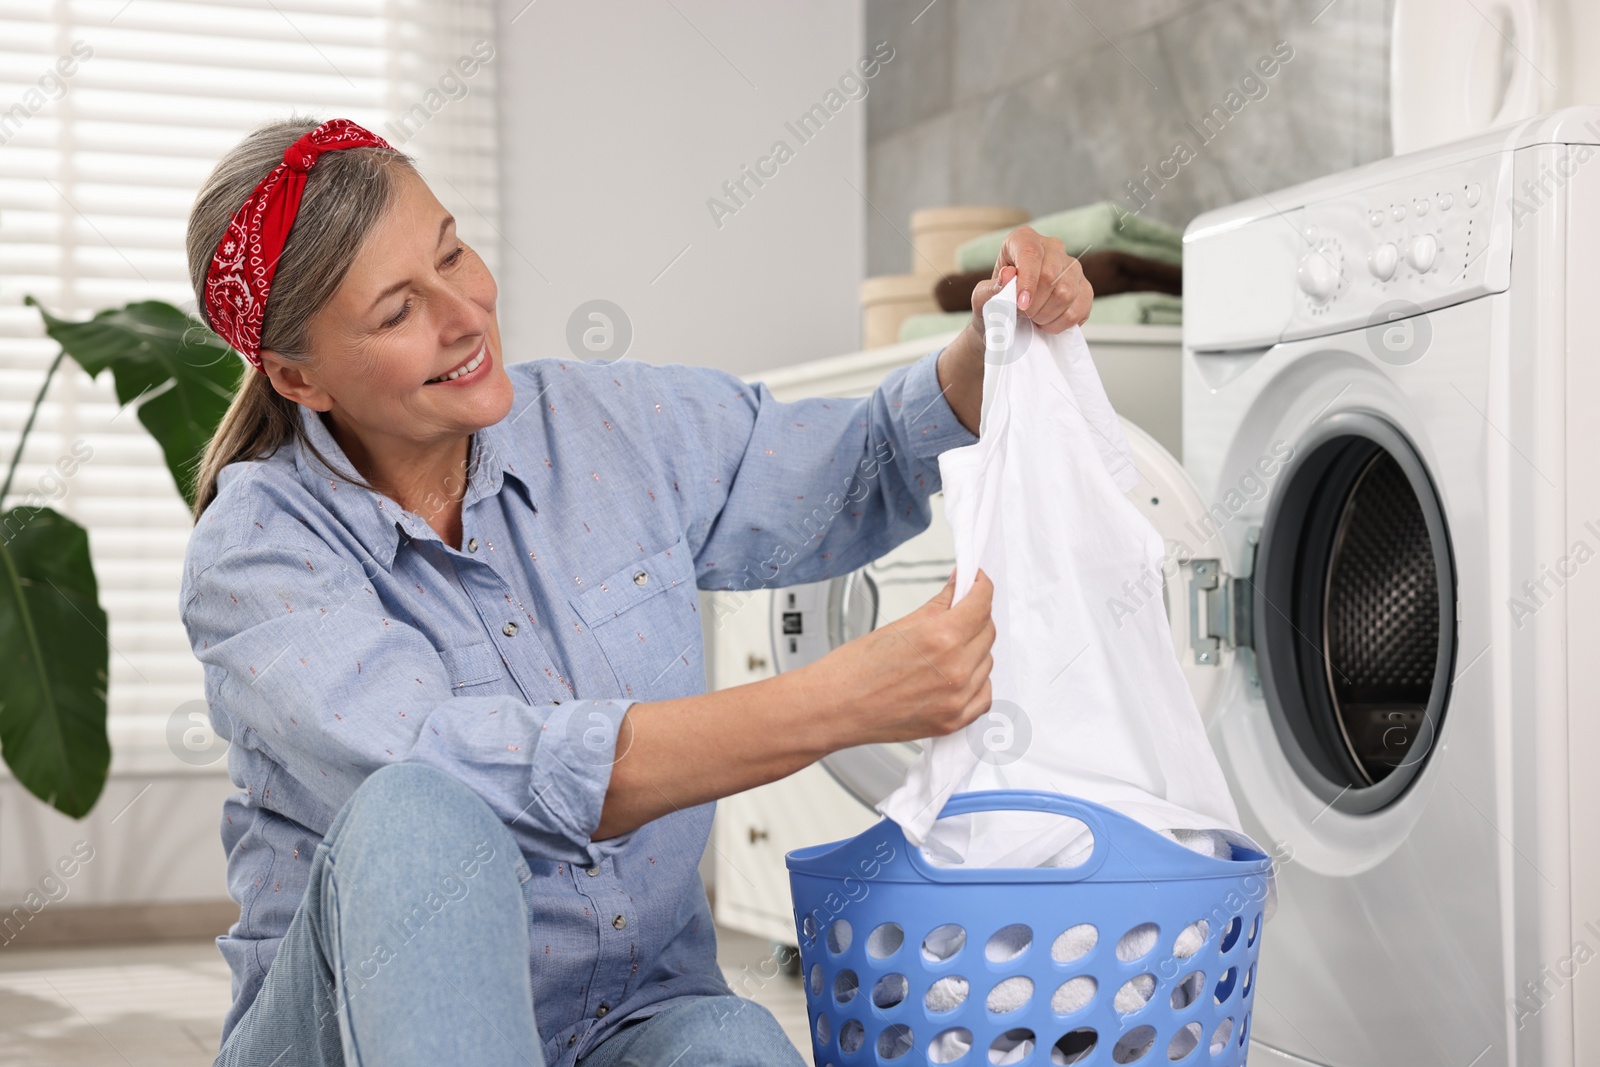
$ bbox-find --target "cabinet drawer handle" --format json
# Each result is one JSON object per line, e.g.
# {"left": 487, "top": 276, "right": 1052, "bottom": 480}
{"left": 748, "top": 827, "right": 769, "bottom": 844}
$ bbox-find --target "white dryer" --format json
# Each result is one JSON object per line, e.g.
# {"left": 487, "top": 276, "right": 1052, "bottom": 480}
{"left": 768, "top": 107, "right": 1600, "bottom": 1066}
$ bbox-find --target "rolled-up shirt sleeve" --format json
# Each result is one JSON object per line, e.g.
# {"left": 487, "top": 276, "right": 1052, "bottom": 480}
{"left": 182, "top": 531, "right": 633, "bottom": 866}
{"left": 649, "top": 346, "right": 978, "bottom": 591}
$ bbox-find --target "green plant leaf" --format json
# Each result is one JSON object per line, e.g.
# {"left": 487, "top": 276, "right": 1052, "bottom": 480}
{"left": 26, "top": 298, "right": 240, "bottom": 511}
{"left": 0, "top": 506, "right": 110, "bottom": 818}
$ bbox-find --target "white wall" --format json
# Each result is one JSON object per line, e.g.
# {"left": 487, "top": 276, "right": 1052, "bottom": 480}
{"left": 495, "top": 0, "right": 865, "bottom": 376}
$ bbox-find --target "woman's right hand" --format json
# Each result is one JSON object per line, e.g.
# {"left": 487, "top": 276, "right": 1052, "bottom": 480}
{"left": 802, "top": 568, "right": 996, "bottom": 750}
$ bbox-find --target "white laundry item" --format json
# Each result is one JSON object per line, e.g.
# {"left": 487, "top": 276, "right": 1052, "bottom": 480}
{"left": 925, "top": 975, "right": 969, "bottom": 1013}
{"left": 877, "top": 1024, "right": 914, "bottom": 1059}
{"left": 921, "top": 924, "right": 967, "bottom": 962}
{"left": 1050, "top": 975, "right": 1096, "bottom": 1014}
{"left": 929, "top": 1026, "right": 1029, "bottom": 1065}
{"left": 872, "top": 973, "right": 908, "bottom": 1009}
{"left": 985, "top": 923, "right": 1032, "bottom": 963}
{"left": 928, "top": 1029, "right": 972, "bottom": 1063}
{"left": 1170, "top": 970, "right": 1205, "bottom": 1009}
{"left": 879, "top": 278, "right": 1265, "bottom": 872}
{"left": 986, "top": 975, "right": 1034, "bottom": 1013}
{"left": 1163, "top": 827, "right": 1233, "bottom": 859}
{"left": 990, "top": 1031, "right": 1035, "bottom": 1065}
{"left": 1114, "top": 922, "right": 1158, "bottom": 962}
{"left": 1169, "top": 1024, "right": 1202, "bottom": 1059}
{"left": 1050, "top": 923, "right": 1098, "bottom": 963}
{"left": 1113, "top": 972, "right": 1155, "bottom": 1013}
{"left": 1173, "top": 919, "right": 1209, "bottom": 959}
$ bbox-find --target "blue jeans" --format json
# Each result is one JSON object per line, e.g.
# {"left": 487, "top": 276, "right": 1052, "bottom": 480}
{"left": 213, "top": 762, "right": 806, "bottom": 1067}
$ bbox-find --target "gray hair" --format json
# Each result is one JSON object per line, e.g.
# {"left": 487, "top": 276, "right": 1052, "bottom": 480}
{"left": 184, "top": 114, "right": 416, "bottom": 520}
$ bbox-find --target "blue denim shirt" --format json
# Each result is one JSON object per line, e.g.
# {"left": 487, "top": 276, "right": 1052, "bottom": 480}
{"left": 179, "top": 348, "right": 976, "bottom": 1064}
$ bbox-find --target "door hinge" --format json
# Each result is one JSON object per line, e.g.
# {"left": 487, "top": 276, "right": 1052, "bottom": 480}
{"left": 1187, "top": 526, "right": 1259, "bottom": 668}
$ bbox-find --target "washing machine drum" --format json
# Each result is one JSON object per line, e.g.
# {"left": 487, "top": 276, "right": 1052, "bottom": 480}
{"left": 1253, "top": 413, "right": 1458, "bottom": 814}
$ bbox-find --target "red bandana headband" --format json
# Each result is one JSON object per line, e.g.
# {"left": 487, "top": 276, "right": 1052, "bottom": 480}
{"left": 204, "top": 119, "right": 394, "bottom": 373}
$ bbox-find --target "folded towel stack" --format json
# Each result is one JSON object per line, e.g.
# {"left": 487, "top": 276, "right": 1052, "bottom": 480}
{"left": 953, "top": 200, "right": 1184, "bottom": 272}
{"left": 895, "top": 201, "right": 1187, "bottom": 343}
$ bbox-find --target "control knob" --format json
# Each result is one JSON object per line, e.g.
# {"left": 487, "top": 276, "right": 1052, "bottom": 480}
{"left": 1297, "top": 248, "right": 1342, "bottom": 300}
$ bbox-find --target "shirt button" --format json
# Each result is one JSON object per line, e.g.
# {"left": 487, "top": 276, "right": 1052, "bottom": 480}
{"left": 467, "top": 537, "right": 479, "bottom": 552}
{"left": 596, "top": 1004, "right": 610, "bottom": 1017}
{"left": 612, "top": 914, "right": 627, "bottom": 930}
{"left": 502, "top": 621, "right": 518, "bottom": 637}
{"left": 567, "top": 1035, "right": 576, "bottom": 1047}
{"left": 632, "top": 570, "right": 648, "bottom": 586}
{"left": 586, "top": 866, "right": 599, "bottom": 877}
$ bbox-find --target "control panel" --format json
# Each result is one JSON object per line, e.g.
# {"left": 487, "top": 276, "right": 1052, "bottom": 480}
{"left": 1185, "top": 148, "right": 1515, "bottom": 351}
{"left": 1283, "top": 152, "right": 1506, "bottom": 343}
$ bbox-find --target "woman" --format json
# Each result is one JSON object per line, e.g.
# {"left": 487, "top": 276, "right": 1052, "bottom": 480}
{"left": 181, "top": 116, "right": 1092, "bottom": 1067}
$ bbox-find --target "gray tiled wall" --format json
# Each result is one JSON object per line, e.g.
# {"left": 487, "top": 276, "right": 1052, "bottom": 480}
{"left": 864, "top": 0, "right": 1391, "bottom": 276}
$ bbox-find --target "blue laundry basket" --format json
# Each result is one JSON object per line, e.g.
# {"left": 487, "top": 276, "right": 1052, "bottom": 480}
{"left": 786, "top": 790, "right": 1273, "bottom": 1066}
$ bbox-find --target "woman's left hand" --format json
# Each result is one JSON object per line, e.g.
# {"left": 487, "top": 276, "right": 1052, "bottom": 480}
{"left": 935, "top": 225, "right": 1094, "bottom": 436}
{"left": 969, "top": 225, "right": 1093, "bottom": 335}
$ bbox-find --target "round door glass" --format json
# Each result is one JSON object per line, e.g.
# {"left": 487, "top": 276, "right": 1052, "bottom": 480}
{"left": 1253, "top": 413, "right": 1456, "bottom": 814}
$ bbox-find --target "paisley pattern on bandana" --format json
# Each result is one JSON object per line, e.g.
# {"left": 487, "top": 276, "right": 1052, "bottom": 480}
{"left": 204, "top": 119, "right": 394, "bottom": 372}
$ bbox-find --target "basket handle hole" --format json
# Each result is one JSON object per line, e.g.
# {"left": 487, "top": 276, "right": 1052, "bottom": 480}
{"left": 922, "top": 811, "right": 1094, "bottom": 869}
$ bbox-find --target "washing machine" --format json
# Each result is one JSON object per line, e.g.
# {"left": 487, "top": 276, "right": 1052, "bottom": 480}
{"left": 770, "top": 106, "right": 1600, "bottom": 1065}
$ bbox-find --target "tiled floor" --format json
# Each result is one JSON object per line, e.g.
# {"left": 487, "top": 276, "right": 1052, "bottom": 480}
{"left": 0, "top": 925, "right": 809, "bottom": 1066}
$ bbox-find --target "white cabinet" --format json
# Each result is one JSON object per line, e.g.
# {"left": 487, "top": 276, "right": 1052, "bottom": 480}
{"left": 700, "top": 586, "right": 878, "bottom": 945}
{"left": 712, "top": 760, "right": 877, "bottom": 946}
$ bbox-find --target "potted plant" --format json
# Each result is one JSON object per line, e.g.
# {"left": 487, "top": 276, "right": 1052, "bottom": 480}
{"left": 0, "top": 298, "right": 236, "bottom": 817}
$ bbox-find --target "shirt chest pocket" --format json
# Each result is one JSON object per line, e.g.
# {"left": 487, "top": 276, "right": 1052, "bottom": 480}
{"left": 570, "top": 536, "right": 704, "bottom": 699}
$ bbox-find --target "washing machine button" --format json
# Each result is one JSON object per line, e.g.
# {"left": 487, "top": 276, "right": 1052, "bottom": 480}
{"left": 1465, "top": 182, "right": 1483, "bottom": 206}
{"left": 1369, "top": 210, "right": 1385, "bottom": 227}
{"left": 1406, "top": 233, "right": 1438, "bottom": 273}
{"left": 1413, "top": 198, "right": 1429, "bottom": 216}
{"left": 1436, "top": 192, "right": 1453, "bottom": 211}
{"left": 1391, "top": 203, "right": 1407, "bottom": 221}
{"left": 1368, "top": 242, "right": 1399, "bottom": 280}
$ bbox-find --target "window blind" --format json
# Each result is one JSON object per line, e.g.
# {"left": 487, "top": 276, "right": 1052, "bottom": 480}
{"left": 0, "top": 0, "right": 500, "bottom": 754}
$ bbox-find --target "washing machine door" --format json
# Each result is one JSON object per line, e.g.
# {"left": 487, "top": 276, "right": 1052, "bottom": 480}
{"left": 771, "top": 418, "right": 1233, "bottom": 810}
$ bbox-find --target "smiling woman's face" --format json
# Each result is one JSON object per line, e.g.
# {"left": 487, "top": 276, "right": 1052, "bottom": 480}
{"left": 261, "top": 164, "right": 514, "bottom": 467}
